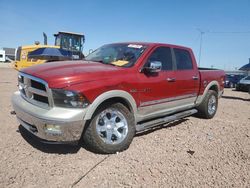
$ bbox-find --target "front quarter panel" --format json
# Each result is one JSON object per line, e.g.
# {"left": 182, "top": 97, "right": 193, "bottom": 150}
{"left": 83, "top": 90, "right": 138, "bottom": 121}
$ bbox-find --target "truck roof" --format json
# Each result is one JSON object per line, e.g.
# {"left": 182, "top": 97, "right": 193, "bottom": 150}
{"left": 111, "top": 42, "right": 192, "bottom": 50}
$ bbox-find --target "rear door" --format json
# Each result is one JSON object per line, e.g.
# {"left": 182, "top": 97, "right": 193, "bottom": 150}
{"left": 172, "top": 48, "right": 199, "bottom": 107}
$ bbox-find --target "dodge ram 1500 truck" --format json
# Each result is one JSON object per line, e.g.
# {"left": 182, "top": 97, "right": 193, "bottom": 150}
{"left": 12, "top": 42, "right": 225, "bottom": 154}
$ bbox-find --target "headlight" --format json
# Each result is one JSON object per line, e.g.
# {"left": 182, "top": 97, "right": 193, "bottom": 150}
{"left": 52, "top": 89, "right": 89, "bottom": 108}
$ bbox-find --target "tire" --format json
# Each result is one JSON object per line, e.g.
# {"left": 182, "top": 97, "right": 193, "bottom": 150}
{"left": 196, "top": 90, "right": 218, "bottom": 119}
{"left": 83, "top": 103, "right": 135, "bottom": 154}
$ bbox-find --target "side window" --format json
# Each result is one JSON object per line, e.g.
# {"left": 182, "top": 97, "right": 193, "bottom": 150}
{"left": 146, "top": 47, "right": 173, "bottom": 71}
{"left": 174, "top": 48, "right": 193, "bottom": 70}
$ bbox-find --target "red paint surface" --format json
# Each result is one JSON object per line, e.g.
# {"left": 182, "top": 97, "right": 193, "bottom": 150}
{"left": 22, "top": 42, "right": 225, "bottom": 106}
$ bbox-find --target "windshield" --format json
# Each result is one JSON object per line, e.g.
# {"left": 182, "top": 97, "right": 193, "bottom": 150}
{"left": 85, "top": 43, "right": 147, "bottom": 67}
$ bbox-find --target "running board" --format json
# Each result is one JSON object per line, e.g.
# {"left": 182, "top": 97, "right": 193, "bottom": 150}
{"left": 136, "top": 109, "right": 197, "bottom": 132}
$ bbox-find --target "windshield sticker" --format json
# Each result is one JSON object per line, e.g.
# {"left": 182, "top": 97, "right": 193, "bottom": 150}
{"left": 111, "top": 60, "right": 129, "bottom": 66}
{"left": 128, "top": 44, "right": 143, "bottom": 49}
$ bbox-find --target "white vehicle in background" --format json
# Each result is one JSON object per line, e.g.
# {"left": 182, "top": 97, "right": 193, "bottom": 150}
{"left": 236, "top": 76, "right": 250, "bottom": 93}
{"left": 0, "top": 49, "right": 6, "bottom": 62}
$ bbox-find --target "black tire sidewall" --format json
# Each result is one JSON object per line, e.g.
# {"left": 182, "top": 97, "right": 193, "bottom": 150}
{"left": 196, "top": 90, "right": 218, "bottom": 119}
{"left": 205, "top": 90, "right": 218, "bottom": 119}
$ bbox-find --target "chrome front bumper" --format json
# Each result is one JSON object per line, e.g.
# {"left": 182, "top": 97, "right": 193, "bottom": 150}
{"left": 12, "top": 91, "right": 87, "bottom": 142}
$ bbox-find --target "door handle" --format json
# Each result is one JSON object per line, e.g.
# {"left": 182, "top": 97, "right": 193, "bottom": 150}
{"left": 167, "top": 78, "right": 176, "bottom": 82}
{"left": 192, "top": 76, "right": 199, "bottom": 80}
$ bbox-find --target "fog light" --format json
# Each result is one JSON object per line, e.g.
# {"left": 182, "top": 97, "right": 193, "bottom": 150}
{"left": 44, "top": 124, "right": 62, "bottom": 134}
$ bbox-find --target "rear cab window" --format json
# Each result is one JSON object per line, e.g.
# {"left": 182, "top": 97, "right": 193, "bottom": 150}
{"left": 174, "top": 48, "right": 193, "bottom": 70}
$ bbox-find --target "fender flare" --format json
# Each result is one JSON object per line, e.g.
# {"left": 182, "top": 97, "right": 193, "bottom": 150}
{"left": 196, "top": 81, "right": 220, "bottom": 105}
{"left": 84, "top": 90, "right": 137, "bottom": 120}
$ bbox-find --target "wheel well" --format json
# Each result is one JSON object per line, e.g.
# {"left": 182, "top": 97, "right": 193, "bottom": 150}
{"left": 97, "top": 97, "right": 133, "bottom": 112}
{"left": 209, "top": 85, "right": 218, "bottom": 93}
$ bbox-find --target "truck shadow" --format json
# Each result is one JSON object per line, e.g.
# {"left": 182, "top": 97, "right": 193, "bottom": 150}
{"left": 18, "top": 125, "right": 80, "bottom": 154}
{"left": 136, "top": 119, "right": 188, "bottom": 137}
{"left": 18, "top": 118, "right": 189, "bottom": 154}
{"left": 222, "top": 96, "right": 250, "bottom": 102}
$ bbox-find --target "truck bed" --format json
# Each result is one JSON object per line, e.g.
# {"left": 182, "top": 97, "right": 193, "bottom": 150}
{"left": 198, "top": 68, "right": 225, "bottom": 96}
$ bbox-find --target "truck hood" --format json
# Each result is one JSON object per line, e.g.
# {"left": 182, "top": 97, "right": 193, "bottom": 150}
{"left": 22, "top": 60, "right": 124, "bottom": 88}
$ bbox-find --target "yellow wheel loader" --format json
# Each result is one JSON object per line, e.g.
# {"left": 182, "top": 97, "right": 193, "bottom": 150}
{"left": 14, "top": 31, "right": 85, "bottom": 70}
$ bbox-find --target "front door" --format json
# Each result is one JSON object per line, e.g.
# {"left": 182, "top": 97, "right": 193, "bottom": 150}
{"left": 137, "top": 46, "right": 176, "bottom": 118}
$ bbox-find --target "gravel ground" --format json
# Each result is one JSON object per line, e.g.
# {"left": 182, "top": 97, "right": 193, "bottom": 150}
{"left": 0, "top": 67, "right": 249, "bottom": 188}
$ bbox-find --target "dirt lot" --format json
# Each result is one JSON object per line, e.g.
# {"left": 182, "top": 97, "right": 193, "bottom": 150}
{"left": 0, "top": 66, "right": 249, "bottom": 188}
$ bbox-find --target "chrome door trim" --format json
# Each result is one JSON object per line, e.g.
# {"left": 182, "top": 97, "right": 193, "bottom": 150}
{"left": 140, "top": 93, "right": 197, "bottom": 107}
{"left": 137, "top": 97, "right": 196, "bottom": 122}
{"left": 137, "top": 95, "right": 197, "bottom": 122}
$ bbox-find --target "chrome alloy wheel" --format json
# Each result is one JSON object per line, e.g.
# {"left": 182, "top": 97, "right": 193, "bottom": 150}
{"left": 96, "top": 108, "right": 128, "bottom": 145}
{"left": 208, "top": 95, "right": 217, "bottom": 115}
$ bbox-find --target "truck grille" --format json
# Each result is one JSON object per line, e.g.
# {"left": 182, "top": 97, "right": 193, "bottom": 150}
{"left": 18, "top": 73, "right": 52, "bottom": 108}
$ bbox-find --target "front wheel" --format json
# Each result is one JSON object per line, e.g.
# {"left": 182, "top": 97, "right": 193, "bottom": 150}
{"left": 196, "top": 90, "right": 218, "bottom": 119}
{"left": 83, "top": 103, "right": 135, "bottom": 154}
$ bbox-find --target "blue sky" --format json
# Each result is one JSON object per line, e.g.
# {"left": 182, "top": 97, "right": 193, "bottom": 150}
{"left": 0, "top": 0, "right": 250, "bottom": 70}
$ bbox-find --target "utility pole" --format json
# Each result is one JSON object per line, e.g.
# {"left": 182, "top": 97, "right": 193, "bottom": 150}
{"left": 197, "top": 28, "right": 205, "bottom": 67}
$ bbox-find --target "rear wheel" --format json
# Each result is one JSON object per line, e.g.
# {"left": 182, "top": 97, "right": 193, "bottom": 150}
{"left": 83, "top": 103, "right": 135, "bottom": 154}
{"left": 196, "top": 90, "right": 218, "bottom": 119}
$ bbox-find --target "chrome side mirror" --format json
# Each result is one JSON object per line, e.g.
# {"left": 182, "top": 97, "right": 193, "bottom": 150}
{"left": 146, "top": 61, "right": 162, "bottom": 73}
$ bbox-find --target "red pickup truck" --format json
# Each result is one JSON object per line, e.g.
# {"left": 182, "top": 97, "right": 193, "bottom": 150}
{"left": 12, "top": 42, "right": 225, "bottom": 153}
